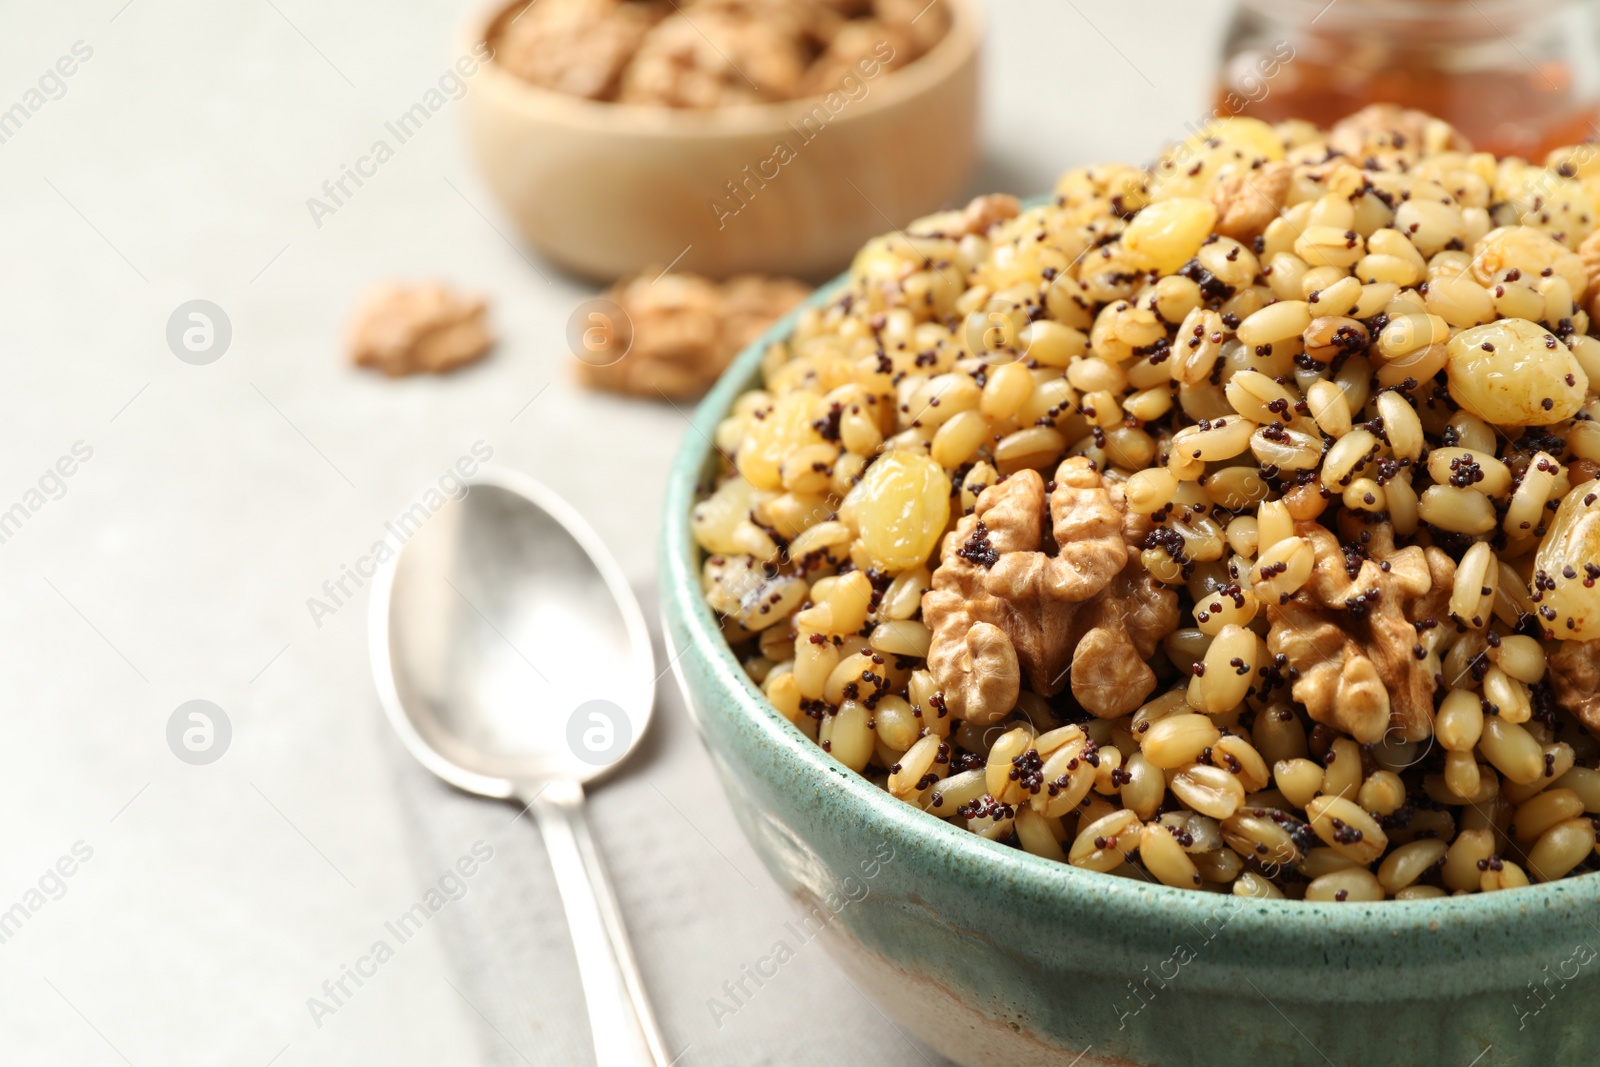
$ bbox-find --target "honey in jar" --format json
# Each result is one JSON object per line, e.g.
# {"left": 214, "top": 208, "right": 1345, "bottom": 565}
{"left": 1217, "top": 0, "right": 1600, "bottom": 159}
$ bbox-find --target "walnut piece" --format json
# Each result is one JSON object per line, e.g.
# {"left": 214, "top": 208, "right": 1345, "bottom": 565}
{"left": 496, "top": 0, "right": 946, "bottom": 107}
{"left": 577, "top": 271, "right": 811, "bottom": 399}
{"left": 1328, "top": 104, "right": 1471, "bottom": 165}
{"left": 495, "top": 0, "right": 669, "bottom": 101}
{"left": 620, "top": 1, "right": 824, "bottom": 107}
{"left": 1210, "top": 160, "right": 1291, "bottom": 241}
{"left": 1550, "top": 639, "right": 1600, "bottom": 736}
{"left": 922, "top": 459, "right": 1179, "bottom": 723}
{"left": 1266, "top": 522, "right": 1454, "bottom": 744}
{"left": 959, "top": 194, "right": 1021, "bottom": 237}
{"left": 908, "top": 194, "right": 1021, "bottom": 241}
{"left": 801, "top": 18, "right": 912, "bottom": 96}
{"left": 873, "top": 0, "right": 949, "bottom": 57}
{"left": 346, "top": 283, "right": 493, "bottom": 377}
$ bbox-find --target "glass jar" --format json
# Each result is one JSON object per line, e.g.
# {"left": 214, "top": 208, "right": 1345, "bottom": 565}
{"left": 1217, "top": 0, "right": 1600, "bottom": 158}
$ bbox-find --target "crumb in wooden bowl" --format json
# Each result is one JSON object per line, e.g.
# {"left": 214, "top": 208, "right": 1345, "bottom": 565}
{"left": 493, "top": 0, "right": 944, "bottom": 107}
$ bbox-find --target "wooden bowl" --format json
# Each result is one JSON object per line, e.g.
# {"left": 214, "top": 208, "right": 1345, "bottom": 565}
{"left": 459, "top": 0, "right": 982, "bottom": 282}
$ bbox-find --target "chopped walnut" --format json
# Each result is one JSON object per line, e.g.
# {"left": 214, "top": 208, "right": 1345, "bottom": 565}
{"left": 346, "top": 282, "right": 493, "bottom": 376}
{"left": 922, "top": 459, "right": 1179, "bottom": 723}
{"left": 494, "top": 0, "right": 945, "bottom": 108}
{"left": 1266, "top": 523, "right": 1454, "bottom": 744}
{"left": 577, "top": 271, "right": 811, "bottom": 399}
{"left": 801, "top": 17, "right": 911, "bottom": 96}
{"left": 1327, "top": 104, "right": 1471, "bottom": 165}
{"left": 959, "top": 193, "right": 1021, "bottom": 237}
{"left": 908, "top": 194, "right": 1021, "bottom": 241}
{"left": 619, "top": 1, "right": 826, "bottom": 107}
{"left": 495, "top": 0, "right": 669, "bottom": 100}
{"left": 1550, "top": 639, "right": 1600, "bottom": 736}
{"left": 1210, "top": 160, "right": 1291, "bottom": 242}
{"left": 873, "top": 0, "right": 949, "bottom": 57}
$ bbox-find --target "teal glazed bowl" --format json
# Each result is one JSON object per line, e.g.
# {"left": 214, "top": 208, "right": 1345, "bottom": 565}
{"left": 659, "top": 277, "right": 1600, "bottom": 1067}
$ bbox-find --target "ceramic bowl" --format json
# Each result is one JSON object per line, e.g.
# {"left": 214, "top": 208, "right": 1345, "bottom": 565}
{"left": 459, "top": 0, "right": 981, "bottom": 282}
{"left": 660, "top": 276, "right": 1600, "bottom": 1067}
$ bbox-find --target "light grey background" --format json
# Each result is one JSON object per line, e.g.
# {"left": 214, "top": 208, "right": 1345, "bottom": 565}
{"left": 0, "top": 2, "right": 1228, "bottom": 1063}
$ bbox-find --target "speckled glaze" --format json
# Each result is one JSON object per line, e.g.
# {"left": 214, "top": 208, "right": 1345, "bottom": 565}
{"left": 660, "top": 276, "right": 1600, "bottom": 1067}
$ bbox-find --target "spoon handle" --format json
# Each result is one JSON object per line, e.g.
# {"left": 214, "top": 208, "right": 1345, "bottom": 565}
{"left": 526, "top": 779, "right": 670, "bottom": 1067}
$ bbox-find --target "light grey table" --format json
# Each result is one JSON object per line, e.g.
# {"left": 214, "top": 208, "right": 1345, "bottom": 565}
{"left": 0, "top": 2, "right": 1228, "bottom": 1063}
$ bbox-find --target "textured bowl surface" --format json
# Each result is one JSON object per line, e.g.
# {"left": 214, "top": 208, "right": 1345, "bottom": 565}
{"left": 461, "top": 0, "right": 981, "bottom": 282}
{"left": 659, "top": 277, "right": 1600, "bottom": 1067}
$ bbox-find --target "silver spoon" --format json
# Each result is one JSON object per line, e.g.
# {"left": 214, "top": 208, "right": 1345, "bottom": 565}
{"left": 369, "top": 467, "right": 667, "bottom": 1067}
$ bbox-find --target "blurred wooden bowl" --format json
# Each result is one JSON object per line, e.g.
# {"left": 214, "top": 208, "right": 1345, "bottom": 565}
{"left": 460, "top": 0, "right": 981, "bottom": 282}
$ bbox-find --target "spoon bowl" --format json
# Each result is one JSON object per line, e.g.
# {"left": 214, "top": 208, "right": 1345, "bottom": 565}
{"left": 371, "top": 468, "right": 655, "bottom": 796}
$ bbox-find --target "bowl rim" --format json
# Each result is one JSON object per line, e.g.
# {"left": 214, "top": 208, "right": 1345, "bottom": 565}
{"left": 461, "top": 0, "right": 983, "bottom": 138}
{"left": 660, "top": 268, "right": 1600, "bottom": 946}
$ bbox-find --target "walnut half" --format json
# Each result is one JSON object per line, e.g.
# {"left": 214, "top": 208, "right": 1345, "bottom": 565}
{"left": 1265, "top": 522, "right": 1454, "bottom": 744}
{"left": 922, "top": 458, "right": 1178, "bottom": 723}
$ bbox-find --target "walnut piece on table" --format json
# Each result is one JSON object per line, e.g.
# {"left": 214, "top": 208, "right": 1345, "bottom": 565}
{"left": 922, "top": 458, "right": 1179, "bottom": 724}
{"left": 346, "top": 283, "right": 494, "bottom": 377}
{"left": 1550, "top": 639, "right": 1600, "bottom": 736}
{"left": 1265, "top": 522, "right": 1454, "bottom": 745}
{"left": 495, "top": 0, "right": 669, "bottom": 101}
{"left": 576, "top": 271, "right": 811, "bottom": 399}
{"left": 717, "top": 274, "right": 815, "bottom": 354}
